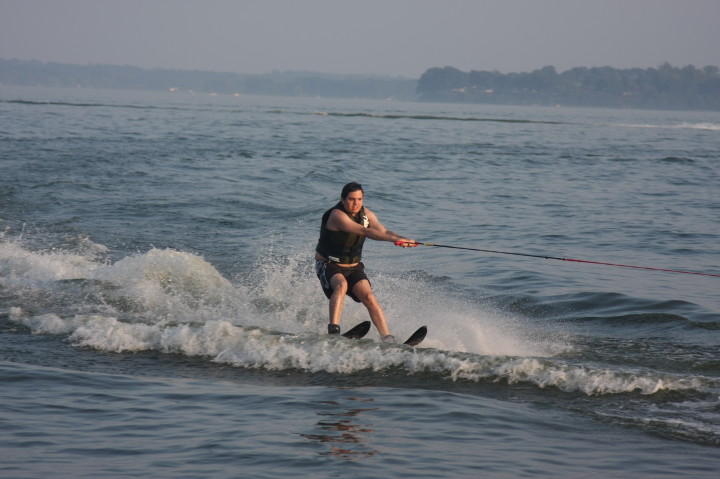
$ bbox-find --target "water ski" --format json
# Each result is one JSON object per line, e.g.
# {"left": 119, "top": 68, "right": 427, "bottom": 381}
{"left": 339, "top": 321, "right": 426, "bottom": 346}
{"left": 403, "top": 326, "right": 427, "bottom": 347}
{"left": 342, "top": 321, "right": 371, "bottom": 339}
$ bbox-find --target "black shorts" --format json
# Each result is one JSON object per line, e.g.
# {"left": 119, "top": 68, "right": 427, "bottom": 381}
{"left": 315, "top": 260, "right": 369, "bottom": 303}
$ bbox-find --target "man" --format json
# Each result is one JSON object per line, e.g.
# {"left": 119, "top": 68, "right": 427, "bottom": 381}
{"left": 315, "top": 182, "right": 416, "bottom": 342}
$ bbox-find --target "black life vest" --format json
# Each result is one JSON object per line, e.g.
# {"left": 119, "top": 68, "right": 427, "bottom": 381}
{"left": 315, "top": 202, "right": 369, "bottom": 263}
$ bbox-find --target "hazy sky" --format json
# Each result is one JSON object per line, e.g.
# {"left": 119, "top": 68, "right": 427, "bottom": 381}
{"left": 2, "top": 0, "right": 719, "bottom": 78}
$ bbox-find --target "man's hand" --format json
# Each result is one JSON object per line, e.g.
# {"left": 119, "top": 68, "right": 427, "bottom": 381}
{"left": 394, "top": 239, "right": 418, "bottom": 248}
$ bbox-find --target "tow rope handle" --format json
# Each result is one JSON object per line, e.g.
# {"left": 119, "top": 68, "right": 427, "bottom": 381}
{"left": 394, "top": 240, "right": 419, "bottom": 247}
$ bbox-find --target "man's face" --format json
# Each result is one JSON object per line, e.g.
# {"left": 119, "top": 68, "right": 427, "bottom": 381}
{"left": 342, "top": 190, "right": 363, "bottom": 215}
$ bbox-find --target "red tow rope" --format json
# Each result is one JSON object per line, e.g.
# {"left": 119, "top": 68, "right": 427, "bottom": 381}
{"left": 396, "top": 241, "right": 719, "bottom": 278}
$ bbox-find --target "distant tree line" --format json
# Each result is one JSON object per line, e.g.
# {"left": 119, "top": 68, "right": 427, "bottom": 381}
{"left": 3, "top": 59, "right": 719, "bottom": 110}
{"left": 417, "top": 63, "right": 720, "bottom": 110}
{"left": 0, "top": 59, "right": 417, "bottom": 100}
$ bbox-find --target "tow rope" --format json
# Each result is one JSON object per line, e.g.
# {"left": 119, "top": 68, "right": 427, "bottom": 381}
{"left": 395, "top": 241, "right": 719, "bottom": 278}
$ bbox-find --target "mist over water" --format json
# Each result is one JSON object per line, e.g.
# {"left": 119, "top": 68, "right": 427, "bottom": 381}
{"left": 1, "top": 86, "right": 719, "bottom": 477}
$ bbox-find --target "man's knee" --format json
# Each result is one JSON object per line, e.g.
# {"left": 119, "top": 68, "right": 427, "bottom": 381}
{"left": 356, "top": 287, "right": 377, "bottom": 306}
{"left": 363, "top": 296, "right": 378, "bottom": 309}
{"left": 331, "top": 275, "right": 348, "bottom": 295}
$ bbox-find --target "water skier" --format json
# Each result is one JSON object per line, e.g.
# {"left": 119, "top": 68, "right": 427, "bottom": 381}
{"left": 314, "top": 182, "right": 416, "bottom": 342}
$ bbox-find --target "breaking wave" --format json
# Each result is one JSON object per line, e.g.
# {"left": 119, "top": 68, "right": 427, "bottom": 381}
{"left": 3, "top": 239, "right": 717, "bottom": 398}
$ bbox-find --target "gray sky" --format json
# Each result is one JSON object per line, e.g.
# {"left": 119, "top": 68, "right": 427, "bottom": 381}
{"left": 2, "top": 0, "right": 719, "bottom": 78}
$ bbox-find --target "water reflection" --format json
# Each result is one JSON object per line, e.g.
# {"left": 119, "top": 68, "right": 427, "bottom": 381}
{"left": 300, "top": 396, "right": 379, "bottom": 459}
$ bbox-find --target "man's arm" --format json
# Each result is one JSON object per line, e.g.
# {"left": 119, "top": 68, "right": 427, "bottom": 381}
{"left": 328, "top": 208, "right": 416, "bottom": 245}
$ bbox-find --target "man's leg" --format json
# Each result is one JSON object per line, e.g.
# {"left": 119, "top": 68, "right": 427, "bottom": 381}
{"left": 352, "top": 279, "right": 391, "bottom": 338}
{"left": 328, "top": 274, "right": 348, "bottom": 331}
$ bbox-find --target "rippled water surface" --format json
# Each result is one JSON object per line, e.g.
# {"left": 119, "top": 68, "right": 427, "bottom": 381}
{"left": 1, "top": 86, "right": 719, "bottom": 478}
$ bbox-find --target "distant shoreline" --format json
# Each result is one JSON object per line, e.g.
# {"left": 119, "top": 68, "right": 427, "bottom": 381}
{"left": 2, "top": 59, "right": 718, "bottom": 111}
{"left": 0, "top": 58, "right": 418, "bottom": 101}
{"left": 417, "top": 64, "right": 720, "bottom": 111}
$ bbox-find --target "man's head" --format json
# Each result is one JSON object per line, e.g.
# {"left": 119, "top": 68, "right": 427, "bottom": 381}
{"left": 341, "top": 182, "right": 364, "bottom": 215}
{"left": 341, "top": 182, "right": 363, "bottom": 199}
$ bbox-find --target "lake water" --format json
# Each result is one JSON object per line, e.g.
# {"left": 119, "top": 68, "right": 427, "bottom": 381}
{"left": 1, "top": 86, "right": 719, "bottom": 478}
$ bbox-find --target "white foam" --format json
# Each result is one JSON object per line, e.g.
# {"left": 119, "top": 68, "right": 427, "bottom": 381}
{"left": 616, "top": 122, "right": 720, "bottom": 131}
{"left": 676, "top": 122, "right": 720, "bottom": 131}
{"left": 20, "top": 311, "right": 706, "bottom": 396}
{"left": 88, "top": 247, "right": 242, "bottom": 321}
{"left": 0, "top": 241, "right": 98, "bottom": 286}
{"left": 2, "top": 239, "right": 566, "bottom": 356}
{"left": 7, "top": 240, "right": 710, "bottom": 397}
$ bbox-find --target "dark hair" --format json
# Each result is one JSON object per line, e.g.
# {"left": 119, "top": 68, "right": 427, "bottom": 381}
{"left": 341, "top": 182, "right": 363, "bottom": 199}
